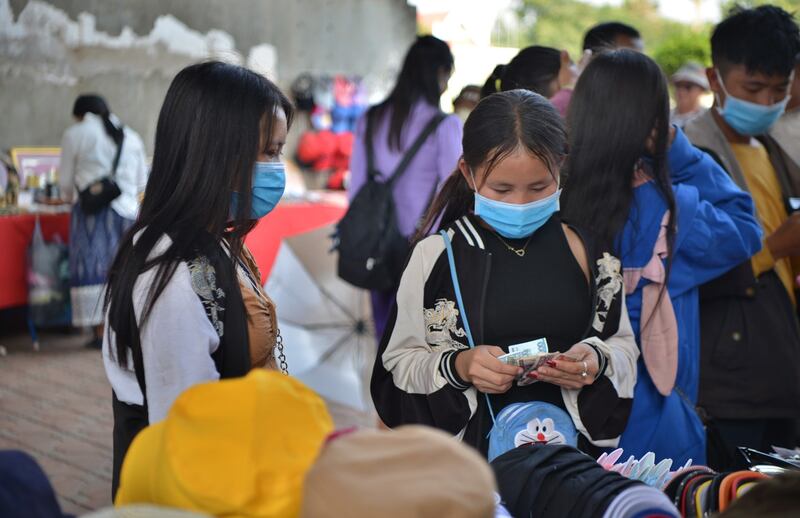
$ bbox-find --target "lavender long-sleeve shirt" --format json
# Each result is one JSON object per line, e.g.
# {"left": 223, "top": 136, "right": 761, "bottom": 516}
{"left": 348, "top": 101, "right": 463, "bottom": 237}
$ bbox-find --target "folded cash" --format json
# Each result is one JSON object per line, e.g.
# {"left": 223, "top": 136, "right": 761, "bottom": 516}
{"left": 498, "top": 351, "right": 560, "bottom": 384}
{"left": 516, "top": 352, "right": 560, "bottom": 386}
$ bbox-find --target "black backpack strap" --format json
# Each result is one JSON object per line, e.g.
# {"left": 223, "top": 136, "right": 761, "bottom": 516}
{"left": 387, "top": 112, "right": 447, "bottom": 187}
{"left": 365, "top": 112, "right": 379, "bottom": 182}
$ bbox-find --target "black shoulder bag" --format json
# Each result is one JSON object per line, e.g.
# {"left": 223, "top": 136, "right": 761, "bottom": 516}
{"left": 79, "top": 132, "right": 124, "bottom": 214}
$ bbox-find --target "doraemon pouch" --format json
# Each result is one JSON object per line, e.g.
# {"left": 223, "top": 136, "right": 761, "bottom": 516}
{"left": 488, "top": 402, "right": 578, "bottom": 462}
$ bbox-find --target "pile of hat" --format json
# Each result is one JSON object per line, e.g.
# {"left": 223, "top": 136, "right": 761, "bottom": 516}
{"left": 597, "top": 449, "right": 693, "bottom": 489}
{"left": 492, "top": 444, "right": 680, "bottom": 518}
{"left": 115, "top": 370, "right": 502, "bottom": 518}
{"left": 662, "top": 467, "right": 771, "bottom": 517}
{"left": 598, "top": 447, "right": 800, "bottom": 518}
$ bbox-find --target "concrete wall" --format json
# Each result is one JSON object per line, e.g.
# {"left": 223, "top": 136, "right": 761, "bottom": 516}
{"left": 1, "top": 0, "right": 416, "bottom": 154}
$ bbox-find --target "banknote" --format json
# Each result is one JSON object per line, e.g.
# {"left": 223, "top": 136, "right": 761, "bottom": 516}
{"left": 508, "top": 338, "right": 549, "bottom": 355}
{"left": 516, "top": 352, "right": 560, "bottom": 386}
{"left": 498, "top": 350, "right": 560, "bottom": 386}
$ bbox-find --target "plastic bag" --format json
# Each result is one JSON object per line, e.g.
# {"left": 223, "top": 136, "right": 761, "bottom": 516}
{"left": 27, "top": 218, "right": 70, "bottom": 327}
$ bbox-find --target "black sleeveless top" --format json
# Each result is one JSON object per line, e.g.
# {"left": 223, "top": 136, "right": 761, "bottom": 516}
{"left": 471, "top": 214, "right": 592, "bottom": 414}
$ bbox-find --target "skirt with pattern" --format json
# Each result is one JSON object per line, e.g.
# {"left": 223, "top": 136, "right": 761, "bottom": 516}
{"left": 69, "top": 203, "right": 134, "bottom": 327}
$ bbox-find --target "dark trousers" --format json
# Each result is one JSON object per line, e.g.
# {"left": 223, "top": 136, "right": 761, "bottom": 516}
{"left": 708, "top": 417, "right": 797, "bottom": 471}
{"left": 112, "top": 393, "right": 148, "bottom": 500}
{"left": 370, "top": 289, "right": 396, "bottom": 343}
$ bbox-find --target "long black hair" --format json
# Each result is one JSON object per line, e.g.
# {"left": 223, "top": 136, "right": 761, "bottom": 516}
{"left": 105, "top": 61, "right": 293, "bottom": 367}
{"left": 415, "top": 89, "right": 566, "bottom": 242}
{"left": 368, "top": 35, "right": 453, "bottom": 151}
{"left": 561, "top": 49, "right": 676, "bottom": 264}
{"left": 73, "top": 94, "right": 124, "bottom": 146}
{"left": 480, "top": 46, "right": 562, "bottom": 99}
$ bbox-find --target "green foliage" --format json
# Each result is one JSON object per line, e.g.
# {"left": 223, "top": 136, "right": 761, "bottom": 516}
{"left": 720, "top": 0, "right": 800, "bottom": 15}
{"left": 501, "top": 0, "right": 713, "bottom": 77}
{"left": 652, "top": 30, "right": 711, "bottom": 77}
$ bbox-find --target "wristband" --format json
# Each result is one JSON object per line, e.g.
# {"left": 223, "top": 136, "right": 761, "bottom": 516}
{"left": 439, "top": 349, "right": 471, "bottom": 391}
{"left": 585, "top": 342, "right": 608, "bottom": 380}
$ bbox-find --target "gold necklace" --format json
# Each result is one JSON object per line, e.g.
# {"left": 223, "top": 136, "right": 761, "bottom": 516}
{"left": 492, "top": 231, "right": 534, "bottom": 257}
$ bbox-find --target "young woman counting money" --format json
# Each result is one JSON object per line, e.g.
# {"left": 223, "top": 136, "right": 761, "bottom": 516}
{"left": 370, "top": 89, "right": 639, "bottom": 455}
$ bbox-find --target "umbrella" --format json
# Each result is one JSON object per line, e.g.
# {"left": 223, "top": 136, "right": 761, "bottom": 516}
{"left": 265, "top": 223, "right": 376, "bottom": 413}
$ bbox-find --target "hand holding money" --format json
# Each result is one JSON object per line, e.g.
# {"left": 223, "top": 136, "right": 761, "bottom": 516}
{"left": 454, "top": 346, "right": 522, "bottom": 395}
{"left": 528, "top": 342, "right": 600, "bottom": 390}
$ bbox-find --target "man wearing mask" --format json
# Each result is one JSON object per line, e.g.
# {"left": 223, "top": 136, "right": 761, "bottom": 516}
{"left": 684, "top": 5, "right": 800, "bottom": 471}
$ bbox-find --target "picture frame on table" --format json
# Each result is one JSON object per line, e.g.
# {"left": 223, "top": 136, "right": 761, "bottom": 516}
{"left": 10, "top": 147, "right": 61, "bottom": 190}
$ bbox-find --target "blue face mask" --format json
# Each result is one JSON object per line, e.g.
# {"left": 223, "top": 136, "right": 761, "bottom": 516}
{"left": 231, "top": 161, "right": 286, "bottom": 220}
{"left": 472, "top": 172, "right": 561, "bottom": 239}
{"left": 715, "top": 69, "right": 793, "bottom": 136}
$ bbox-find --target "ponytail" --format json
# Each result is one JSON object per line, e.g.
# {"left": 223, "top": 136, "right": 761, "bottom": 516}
{"left": 413, "top": 168, "right": 474, "bottom": 244}
{"left": 480, "top": 64, "right": 507, "bottom": 98}
{"left": 101, "top": 115, "right": 124, "bottom": 146}
{"left": 73, "top": 94, "right": 124, "bottom": 146}
{"left": 480, "top": 47, "right": 562, "bottom": 99}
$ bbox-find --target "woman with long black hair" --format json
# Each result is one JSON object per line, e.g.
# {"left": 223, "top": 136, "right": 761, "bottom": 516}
{"left": 347, "top": 35, "right": 463, "bottom": 340}
{"left": 59, "top": 95, "right": 148, "bottom": 347}
{"left": 480, "top": 46, "right": 574, "bottom": 100}
{"left": 561, "top": 50, "right": 761, "bottom": 466}
{"left": 371, "top": 89, "right": 638, "bottom": 456}
{"left": 102, "top": 61, "right": 293, "bottom": 496}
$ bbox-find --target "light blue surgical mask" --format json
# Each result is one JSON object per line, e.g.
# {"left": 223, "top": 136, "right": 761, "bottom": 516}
{"left": 471, "top": 171, "right": 561, "bottom": 239}
{"left": 231, "top": 161, "right": 286, "bottom": 220}
{"left": 715, "top": 69, "right": 793, "bottom": 136}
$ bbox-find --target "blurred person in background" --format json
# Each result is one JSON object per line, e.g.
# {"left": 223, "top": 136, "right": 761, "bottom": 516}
{"left": 480, "top": 45, "right": 579, "bottom": 118}
{"left": 348, "top": 35, "right": 463, "bottom": 340}
{"left": 770, "top": 56, "right": 800, "bottom": 167}
{"left": 59, "top": 94, "right": 148, "bottom": 349}
{"left": 452, "top": 84, "right": 482, "bottom": 122}
{"left": 480, "top": 46, "right": 573, "bottom": 100}
{"left": 582, "top": 21, "right": 643, "bottom": 54}
{"left": 670, "top": 62, "right": 710, "bottom": 128}
{"left": 684, "top": 5, "right": 800, "bottom": 471}
{"left": 103, "top": 61, "right": 293, "bottom": 496}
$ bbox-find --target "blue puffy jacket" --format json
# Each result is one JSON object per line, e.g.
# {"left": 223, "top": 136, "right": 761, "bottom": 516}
{"left": 618, "top": 128, "right": 762, "bottom": 466}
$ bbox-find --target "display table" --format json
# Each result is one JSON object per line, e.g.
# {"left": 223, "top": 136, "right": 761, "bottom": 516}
{"left": 0, "top": 201, "right": 346, "bottom": 311}
{"left": 0, "top": 212, "right": 71, "bottom": 309}
{"left": 244, "top": 201, "right": 347, "bottom": 282}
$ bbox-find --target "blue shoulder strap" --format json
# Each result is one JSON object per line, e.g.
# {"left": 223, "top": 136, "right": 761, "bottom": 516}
{"left": 439, "top": 230, "right": 497, "bottom": 427}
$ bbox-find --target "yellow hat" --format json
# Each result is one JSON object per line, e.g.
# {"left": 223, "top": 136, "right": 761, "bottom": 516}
{"left": 116, "top": 370, "right": 334, "bottom": 517}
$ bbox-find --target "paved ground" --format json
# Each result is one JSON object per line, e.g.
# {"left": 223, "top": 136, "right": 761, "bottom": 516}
{"left": 0, "top": 329, "right": 375, "bottom": 515}
{"left": 0, "top": 330, "right": 111, "bottom": 514}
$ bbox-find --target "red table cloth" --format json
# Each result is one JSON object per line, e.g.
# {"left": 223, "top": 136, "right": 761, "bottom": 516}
{"left": 0, "top": 213, "right": 71, "bottom": 309}
{"left": 0, "top": 202, "right": 345, "bottom": 310}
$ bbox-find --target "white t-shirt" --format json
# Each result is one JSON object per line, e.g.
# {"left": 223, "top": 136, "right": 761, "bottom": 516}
{"left": 103, "top": 234, "right": 221, "bottom": 423}
{"left": 103, "top": 234, "right": 262, "bottom": 424}
{"left": 59, "top": 113, "right": 148, "bottom": 220}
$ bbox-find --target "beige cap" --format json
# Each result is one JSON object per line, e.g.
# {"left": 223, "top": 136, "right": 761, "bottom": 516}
{"left": 301, "top": 426, "right": 497, "bottom": 518}
{"left": 672, "top": 62, "right": 710, "bottom": 90}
